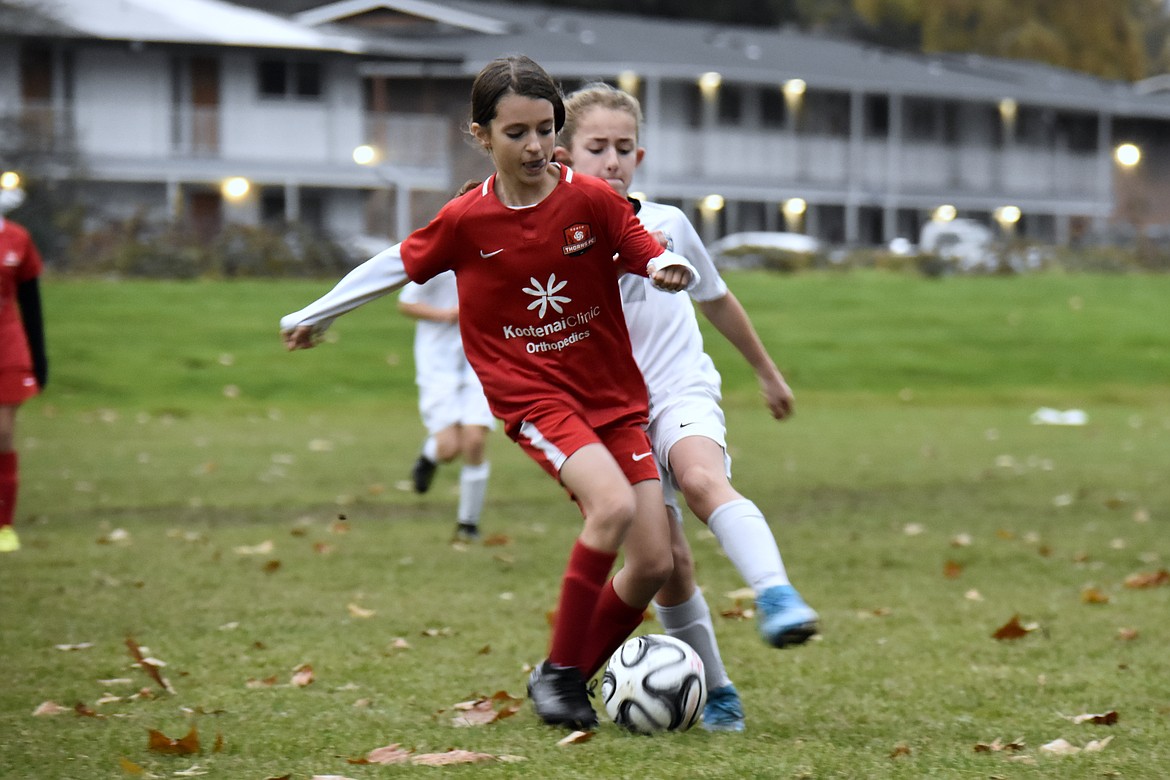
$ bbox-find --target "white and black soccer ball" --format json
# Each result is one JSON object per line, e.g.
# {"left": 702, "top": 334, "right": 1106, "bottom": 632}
{"left": 601, "top": 634, "right": 706, "bottom": 734}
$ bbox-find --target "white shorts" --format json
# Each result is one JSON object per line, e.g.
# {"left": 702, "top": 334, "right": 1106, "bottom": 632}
{"left": 418, "top": 375, "right": 496, "bottom": 435}
{"left": 646, "top": 385, "right": 730, "bottom": 520}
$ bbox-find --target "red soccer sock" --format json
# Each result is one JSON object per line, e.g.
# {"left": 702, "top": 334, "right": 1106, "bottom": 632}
{"left": 547, "top": 540, "right": 616, "bottom": 669}
{"left": 580, "top": 578, "right": 647, "bottom": 680}
{"left": 0, "top": 451, "right": 17, "bottom": 528}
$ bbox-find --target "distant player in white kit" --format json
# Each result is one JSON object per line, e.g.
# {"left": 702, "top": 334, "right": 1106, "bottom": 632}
{"left": 557, "top": 83, "right": 819, "bottom": 732}
{"left": 397, "top": 270, "right": 493, "bottom": 542}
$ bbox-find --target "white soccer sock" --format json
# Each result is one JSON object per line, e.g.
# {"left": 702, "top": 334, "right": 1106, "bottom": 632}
{"left": 421, "top": 436, "right": 439, "bottom": 462}
{"left": 707, "top": 498, "right": 789, "bottom": 592}
{"left": 457, "top": 462, "right": 490, "bottom": 525}
{"left": 654, "top": 588, "right": 732, "bottom": 691}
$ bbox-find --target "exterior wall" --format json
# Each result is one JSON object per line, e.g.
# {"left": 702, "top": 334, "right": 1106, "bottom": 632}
{"left": 72, "top": 47, "right": 173, "bottom": 158}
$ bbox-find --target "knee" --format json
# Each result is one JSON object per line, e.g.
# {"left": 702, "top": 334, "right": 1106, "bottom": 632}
{"left": 583, "top": 490, "right": 637, "bottom": 541}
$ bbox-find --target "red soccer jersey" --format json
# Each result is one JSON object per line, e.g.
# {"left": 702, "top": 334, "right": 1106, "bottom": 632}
{"left": 400, "top": 165, "right": 663, "bottom": 436}
{"left": 0, "top": 219, "right": 42, "bottom": 371}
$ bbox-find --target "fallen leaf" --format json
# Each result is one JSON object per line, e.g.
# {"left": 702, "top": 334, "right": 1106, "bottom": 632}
{"left": 246, "top": 675, "right": 278, "bottom": 689}
{"left": 950, "top": 533, "right": 973, "bottom": 547}
{"left": 411, "top": 750, "right": 500, "bottom": 766}
{"left": 1070, "top": 711, "right": 1118, "bottom": 725}
{"left": 558, "top": 730, "right": 593, "bottom": 746}
{"left": 347, "top": 603, "right": 376, "bottom": 619}
{"left": 889, "top": 743, "right": 911, "bottom": 758}
{"left": 943, "top": 560, "right": 964, "bottom": 579}
{"left": 992, "top": 615, "right": 1037, "bottom": 641}
{"left": 483, "top": 533, "right": 511, "bottom": 546}
{"left": 74, "top": 701, "right": 101, "bottom": 718}
{"left": 32, "top": 701, "right": 69, "bottom": 716}
{"left": 233, "top": 540, "right": 274, "bottom": 555}
{"left": 965, "top": 589, "right": 984, "bottom": 602}
{"left": 359, "top": 744, "right": 412, "bottom": 765}
{"left": 118, "top": 756, "right": 151, "bottom": 776}
{"left": 1080, "top": 586, "right": 1110, "bottom": 604}
{"left": 1117, "top": 627, "right": 1139, "bottom": 641}
{"left": 290, "top": 663, "right": 314, "bottom": 687}
{"left": 1039, "top": 738, "right": 1079, "bottom": 756}
{"left": 450, "top": 691, "right": 524, "bottom": 727}
{"left": 147, "top": 725, "right": 200, "bottom": 755}
{"left": 1124, "top": 569, "right": 1170, "bottom": 589}
{"left": 55, "top": 642, "right": 95, "bottom": 651}
{"left": 1084, "top": 735, "right": 1114, "bottom": 752}
{"left": 173, "top": 765, "right": 207, "bottom": 777}
{"left": 125, "top": 636, "right": 174, "bottom": 694}
{"left": 262, "top": 559, "right": 282, "bottom": 573}
{"left": 973, "top": 737, "right": 1025, "bottom": 752}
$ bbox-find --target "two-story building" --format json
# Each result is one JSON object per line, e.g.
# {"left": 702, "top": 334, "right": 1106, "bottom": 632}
{"left": 3, "top": 0, "right": 1169, "bottom": 254}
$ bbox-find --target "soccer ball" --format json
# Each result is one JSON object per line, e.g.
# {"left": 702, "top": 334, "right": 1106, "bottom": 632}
{"left": 601, "top": 634, "right": 706, "bottom": 734}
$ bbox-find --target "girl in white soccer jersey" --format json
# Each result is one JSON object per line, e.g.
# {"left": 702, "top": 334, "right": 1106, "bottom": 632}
{"left": 557, "top": 83, "right": 819, "bottom": 732}
{"left": 282, "top": 56, "right": 698, "bottom": 731}
{"left": 397, "top": 270, "right": 493, "bottom": 542}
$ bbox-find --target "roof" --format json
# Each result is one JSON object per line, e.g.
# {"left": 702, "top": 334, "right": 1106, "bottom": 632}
{"left": 4, "top": 0, "right": 366, "bottom": 51}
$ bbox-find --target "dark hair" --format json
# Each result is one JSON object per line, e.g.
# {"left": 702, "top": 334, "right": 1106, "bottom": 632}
{"left": 470, "top": 55, "right": 565, "bottom": 132}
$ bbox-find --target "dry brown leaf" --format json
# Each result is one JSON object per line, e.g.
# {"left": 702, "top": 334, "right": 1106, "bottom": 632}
{"left": 290, "top": 663, "right": 314, "bottom": 687}
{"left": 482, "top": 533, "right": 511, "bottom": 546}
{"left": 388, "top": 637, "right": 411, "bottom": 651}
{"left": 118, "top": 756, "right": 150, "bottom": 776}
{"left": 125, "top": 636, "right": 174, "bottom": 694}
{"left": 889, "top": 743, "right": 911, "bottom": 759}
{"left": 558, "top": 730, "right": 594, "bottom": 746}
{"left": 412, "top": 750, "right": 501, "bottom": 766}
{"left": 55, "top": 642, "right": 94, "bottom": 651}
{"left": 992, "top": 614, "right": 1036, "bottom": 640}
{"left": 1117, "top": 627, "right": 1139, "bottom": 641}
{"left": 74, "top": 701, "right": 101, "bottom": 718}
{"left": 973, "top": 737, "right": 1026, "bottom": 753}
{"left": 359, "top": 744, "right": 413, "bottom": 765}
{"left": 233, "top": 540, "right": 273, "bottom": 555}
{"left": 1080, "top": 586, "right": 1110, "bottom": 604}
{"left": 262, "top": 559, "right": 282, "bottom": 573}
{"left": 32, "top": 701, "right": 69, "bottom": 716}
{"left": 147, "top": 725, "right": 200, "bottom": 755}
{"left": 450, "top": 691, "right": 524, "bottom": 727}
{"left": 1084, "top": 735, "right": 1114, "bottom": 752}
{"left": 213, "top": 732, "right": 224, "bottom": 753}
{"left": 943, "top": 560, "right": 963, "bottom": 579}
{"left": 246, "top": 675, "right": 278, "bottom": 689}
{"left": 1124, "top": 569, "right": 1170, "bottom": 589}
{"left": 1070, "top": 711, "right": 1118, "bottom": 725}
{"left": 347, "top": 603, "right": 375, "bottom": 619}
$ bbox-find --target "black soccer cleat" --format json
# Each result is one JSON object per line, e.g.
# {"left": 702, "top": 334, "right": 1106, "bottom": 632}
{"left": 410, "top": 455, "right": 437, "bottom": 494}
{"left": 527, "top": 660, "right": 598, "bottom": 730}
{"left": 452, "top": 522, "right": 481, "bottom": 543}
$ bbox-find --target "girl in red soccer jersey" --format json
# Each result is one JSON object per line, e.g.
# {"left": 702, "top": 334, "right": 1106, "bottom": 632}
{"left": 0, "top": 184, "right": 48, "bottom": 554}
{"left": 281, "top": 55, "right": 698, "bottom": 730}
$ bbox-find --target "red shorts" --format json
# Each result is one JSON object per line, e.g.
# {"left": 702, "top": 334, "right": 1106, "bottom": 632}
{"left": 516, "top": 406, "right": 659, "bottom": 486}
{"left": 0, "top": 369, "right": 38, "bottom": 405}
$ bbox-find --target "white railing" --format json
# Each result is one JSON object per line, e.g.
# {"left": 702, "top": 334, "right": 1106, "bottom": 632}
{"left": 655, "top": 126, "right": 1102, "bottom": 197}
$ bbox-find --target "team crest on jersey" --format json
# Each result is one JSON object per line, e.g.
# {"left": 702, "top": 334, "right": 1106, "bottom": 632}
{"left": 2, "top": 251, "right": 19, "bottom": 267}
{"left": 561, "top": 223, "right": 595, "bottom": 256}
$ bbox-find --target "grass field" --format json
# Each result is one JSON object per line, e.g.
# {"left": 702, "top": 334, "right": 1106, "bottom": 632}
{"left": 3, "top": 271, "right": 1168, "bottom": 779}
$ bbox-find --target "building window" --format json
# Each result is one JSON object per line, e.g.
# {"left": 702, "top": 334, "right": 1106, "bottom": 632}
{"left": 258, "top": 59, "right": 323, "bottom": 99}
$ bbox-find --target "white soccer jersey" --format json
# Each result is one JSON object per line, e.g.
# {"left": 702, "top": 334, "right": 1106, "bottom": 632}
{"left": 620, "top": 200, "right": 728, "bottom": 414}
{"left": 398, "top": 271, "right": 469, "bottom": 388}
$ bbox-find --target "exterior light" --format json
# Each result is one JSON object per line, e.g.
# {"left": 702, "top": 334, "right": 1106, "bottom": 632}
{"left": 782, "top": 197, "right": 807, "bottom": 218}
{"left": 697, "top": 71, "right": 722, "bottom": 98}
{"left": 994, "top": 205, "right": 1021, "bottom": 225}
{"left": 782, "top": 79, "right": 807, "bottom": 99}
{"left": 617, "top": 70, "right": 640, "bottom": 95}
{"left": 1114, "top": 142, "right": 1141, "bottom": 168}
{"left": 0, "top": 171, "right": 20, "bottom": 190}
{"left": 933, "top": 204, "right": 957, "bottom": 222}
{"left": 998, "top": 98, "right": 1018, "bottom": 123}
{"left": 221, "top": 176, "right": 250, "bottom": 201}
{"left": 353, "top": 144, "right": 379, "bottom": 166}
{"left": 701, "top": 193, "right": 725, "bottom": 212}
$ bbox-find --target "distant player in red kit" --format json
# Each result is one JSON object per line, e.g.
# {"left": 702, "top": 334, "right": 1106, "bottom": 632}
{"left": 281, "top": 55, "right": 698, "bottom": 729}
{"left": 0, "top": 183, "right": 48, "bottom": 553}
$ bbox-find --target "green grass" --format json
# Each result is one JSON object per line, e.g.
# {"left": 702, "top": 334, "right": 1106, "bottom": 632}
{"left": 4, "top": 271, "right": 1169, "bottom": 779}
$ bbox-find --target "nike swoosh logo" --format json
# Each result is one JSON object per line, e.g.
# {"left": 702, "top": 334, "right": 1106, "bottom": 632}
{"left": 631, "top": 451, "right": 654, "bottom": 461}
{"left": 679, "top": 422, "right": 697, "bottom": 428}
{"left": 479, "top": 248, "right": 504, "bottom": 258}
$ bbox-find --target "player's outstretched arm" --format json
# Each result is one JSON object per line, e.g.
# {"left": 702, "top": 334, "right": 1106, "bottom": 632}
{"left": 280, "top": 243, "right": 409, "bottom": 350}
{"left": 698, "top": 291, "right": 794, "bottom": 420}
{"left": 647, "top": 249, "right": 699, "bottom": 292}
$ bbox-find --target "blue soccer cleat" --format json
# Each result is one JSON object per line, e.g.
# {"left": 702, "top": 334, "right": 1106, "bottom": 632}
{"left": 756, "top": 585, "right": 819, "bottom": 648}
{"left": 702, "top": 683, "right": 746, "bottom": 732}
